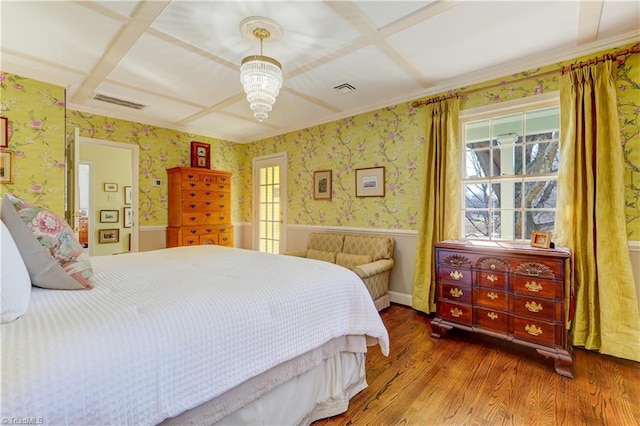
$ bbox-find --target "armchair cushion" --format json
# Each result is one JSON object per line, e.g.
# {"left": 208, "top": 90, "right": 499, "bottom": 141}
{"left": 307, "top": 248, "right": 337, "bottom": 263}
{"left": 336, "top": 253, "right": 372, "bottom": 270}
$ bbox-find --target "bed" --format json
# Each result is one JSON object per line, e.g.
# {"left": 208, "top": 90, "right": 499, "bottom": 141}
{"left": 1, "top": 243, "right": 389, "bottom": 425}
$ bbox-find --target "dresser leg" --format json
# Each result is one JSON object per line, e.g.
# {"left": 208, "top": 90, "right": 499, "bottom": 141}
{"left": 536, "top": 349, "right": 574, "bottom": 378}
{"left": 430, "top": 318, "right": 452, "bottom": 338}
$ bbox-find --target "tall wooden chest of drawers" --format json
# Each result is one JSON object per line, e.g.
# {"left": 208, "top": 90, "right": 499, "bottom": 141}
{"left": 430, "top": 240, "right": 573, "bottom": 377}
{"left": 166, "top": 167, "right": 233, "bottom": 248}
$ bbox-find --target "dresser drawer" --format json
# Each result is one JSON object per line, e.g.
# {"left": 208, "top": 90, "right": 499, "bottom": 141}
{"left": 182, "top": 189, "right": 216, "bottom": 201}
{"left": 438, "top": 265, "right": 472, "bottom": 286}
{"left": 513, "top": 295, "right": 561, "bottom": 322}
{"left": 439, "top": 283, "right": 472, "bottom": 304}
{"left": 218, "top": 233, "right": 233, "bottom": 246}
{"left": 438, "top": 301, "right": 472, "bottom": 325}
{"left": 474, "top": 288, "right": 509, "bottom": 311}
{"left": 512, "top": 316, "right": 558, "bottom": 347}
{"left": 477, "top": 271, "right": 507, "bottom": 289}
{"left": 181, "top": 200, "right": 214, "bottom": 212}
{"left": 513, "top": 276, "right": 561, "bottom": 299}
{"left": 182, "top": 179, "right": 216, "bottom": 191}
{"left": 474, "top": 307, "right": 509, "bottom": 334}
{"left": 182, "top": 212, "right": 216, "bottom": 225}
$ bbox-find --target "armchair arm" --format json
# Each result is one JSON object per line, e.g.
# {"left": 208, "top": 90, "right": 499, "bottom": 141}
{"left": 353, "top": 258, "right": 394, "bottom": 279}
{"left": 282, "top": 250, "right": 308, "bottom": 258}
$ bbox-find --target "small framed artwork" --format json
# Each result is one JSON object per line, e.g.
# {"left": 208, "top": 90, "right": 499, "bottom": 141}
{"left": 0, "top": 150, "right": 13, "bottom": 184}
{"left": 355, "top": 166, "right": 385, "bottom": 197}
{"left": 124, "top": 186, "right": 132, "bottom": 205}
{"left": 98, "top": 228, "right": 119, "bottom": 244}
{"left": 100, "top": 209, "right": 119, "bottom": 223}
{"left": 123, "top": 206, "right": 132, "bottom": 228}
{"left": 1, "top": 117, "right": 8, "bottom": 148}
{"left": 530, "top": 231, "right": 552, "bottom": 249}
{"left": 313, "top": 170, "right": 332, "bottom": 200}
{"left": 104, "top": 182, "right": 118, "bottom": 192}
{"left": 190, "top": 141, "right": 210, "bottom": 169}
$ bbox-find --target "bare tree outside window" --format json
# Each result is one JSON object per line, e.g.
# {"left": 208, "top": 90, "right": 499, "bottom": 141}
{"left": 462, "top": 106, "right": 559, "bottom": 241}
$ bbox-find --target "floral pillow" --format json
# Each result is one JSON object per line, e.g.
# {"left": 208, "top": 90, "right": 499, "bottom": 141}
{"left": 1, "top": 193, "right": 94, "bottom": 290}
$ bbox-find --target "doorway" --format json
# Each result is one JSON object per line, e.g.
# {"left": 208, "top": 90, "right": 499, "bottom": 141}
{"left": 67, "top": 130, "right": 139, "bottom": 256}
{"left": 253, "top": 153, "right": 287, "bottom": 253}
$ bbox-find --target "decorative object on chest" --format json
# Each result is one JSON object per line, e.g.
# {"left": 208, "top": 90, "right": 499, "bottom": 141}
{"left": 430, "top": 240, "right": 573, "bottom": 378}
{"left": 166, "top": 167, "right": 233, "bottom": 248}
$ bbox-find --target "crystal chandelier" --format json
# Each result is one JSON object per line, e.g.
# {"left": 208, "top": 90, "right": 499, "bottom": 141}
{"left": 240, "top": 24, "right": 283, "bottom": 122}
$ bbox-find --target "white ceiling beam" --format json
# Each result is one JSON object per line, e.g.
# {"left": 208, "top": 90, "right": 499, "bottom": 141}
{"left": 70, "top": 1, "right": 171, "bottom": 104}
{"left": 576, "top": 0, "right": 603, "bottom": 45}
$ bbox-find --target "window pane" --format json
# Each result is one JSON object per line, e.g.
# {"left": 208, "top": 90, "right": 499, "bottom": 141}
{"left": 492, "top": 210, "right": 522, "bottom": 240}
{"left": 491, "top": 182, "right": 521, "bottom": 209}
{"left": 525, "top": 140, "right": 559, "bottom": 174}
{"left": 465, "top": 149, "right": 491, "bottom": 178}
{"left": 493, "top": 143, "right": 523, "bottom": 176}
{"left": 464, "top": 211, "right": 489, "bottom": 238}
{"left": 524, "top": 211, "right": 555, "bottom": 238}
{"left": 464, "top": 183, "right": 491, "bottom": 209}
{"left": 525, "top": 180, "right": 557, "bottom": 209}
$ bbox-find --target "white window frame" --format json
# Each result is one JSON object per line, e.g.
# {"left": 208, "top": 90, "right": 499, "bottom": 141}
{"left": 459, "top": 93, "right": 560, "bottom": 242}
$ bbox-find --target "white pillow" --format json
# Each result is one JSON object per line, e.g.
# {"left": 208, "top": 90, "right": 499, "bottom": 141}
{"left": 1, "top": 220, "right": 31, "bottom": 323}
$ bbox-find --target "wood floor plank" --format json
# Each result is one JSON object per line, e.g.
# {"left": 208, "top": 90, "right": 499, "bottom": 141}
{"left": 313, "top": 304, "right": 640, "bottom": 426}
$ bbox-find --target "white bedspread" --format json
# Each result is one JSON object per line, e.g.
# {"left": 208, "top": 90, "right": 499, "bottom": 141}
{"left": 1, "top": 246, "right": 388, "bottom": 425}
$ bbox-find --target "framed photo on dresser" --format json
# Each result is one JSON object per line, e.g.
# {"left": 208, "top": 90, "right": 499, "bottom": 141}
{"left": 190, "top": 141, "right": 210, "bottom": 169}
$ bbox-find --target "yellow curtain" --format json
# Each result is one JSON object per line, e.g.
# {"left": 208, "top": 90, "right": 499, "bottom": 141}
{"left": 557, "top": 61, "right": 640, "bottom": 361}
{"left": 412, "top": 99, "right": 460, "bottom": 313}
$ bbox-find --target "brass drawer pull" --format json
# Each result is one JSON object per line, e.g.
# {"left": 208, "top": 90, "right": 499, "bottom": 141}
{"left": 525, "top": 281, "right": 543, "bottom": 292}
{"left": 525, "top": 301, "right": 543, "bottom": 312}
{"left": 487, "top": 312, "right": 499, "bottom": 320}
{"left": 450, "top": 288, "right": 463, "bottom": 298}
{"left": 450, "top": 270, "right": 463, "bottom": 281}
{"left": 487, "top": 292, "right": 498, "bottom": 300}
{"left": 525, "top": 324, "right": 543, "bottom": 336}
{"left": 450, "top": 308, "right": 463, "bottom": 318}
{"left": 487, "top": 274, "right": 498, "bottom": 283}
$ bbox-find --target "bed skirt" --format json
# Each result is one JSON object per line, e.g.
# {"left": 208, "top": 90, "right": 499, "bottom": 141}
{"left": 161, "top": 335, "right": 368, "bottom": 425}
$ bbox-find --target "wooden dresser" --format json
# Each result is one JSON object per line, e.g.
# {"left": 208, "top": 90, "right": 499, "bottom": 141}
{"left": 430, "top": 240, "right": 573, "bottom": 377}
{"left": 166, "top": 167, "right": 233, "bottom": 248}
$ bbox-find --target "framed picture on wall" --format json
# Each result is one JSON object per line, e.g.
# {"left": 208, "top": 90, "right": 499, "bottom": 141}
{"left": 98, "top": 228, "right": 119, "bottom": 244}
{"left": 123, "top": 206, "right": 132, "bottom": 228}
{"left": 124, "top": 186, "right": 132, "bottom": 205}
{"left": 1, "top": 117, "right": 8, "bottom": 148}
{"left": 104, "top": 183, "right": 118, "bottom": 192}
{"left": 190, "top": 141, "right": 210, "bottom": 169}
{"left": 100, "top": 209, "right": 119, "bottom": 223}
{"left": 355, "top": 166, "right": 385, "bottom": 197}
{"left": 0, "top": 150, "right": 13, "bottom": 184}
{"left": 313, "top": 170, "right": 332, "bottom": 200}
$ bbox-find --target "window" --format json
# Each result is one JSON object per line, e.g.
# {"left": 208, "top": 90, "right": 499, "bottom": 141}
{"left": 461, "top": 101, "right": 559, "bottom": 241}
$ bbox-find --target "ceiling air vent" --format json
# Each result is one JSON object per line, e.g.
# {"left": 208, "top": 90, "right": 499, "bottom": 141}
{"left": 93, "top": 93, "right": 146, "bottom": 110}
{"left": 333, "top": 83, "right": 356, "bottom": 94}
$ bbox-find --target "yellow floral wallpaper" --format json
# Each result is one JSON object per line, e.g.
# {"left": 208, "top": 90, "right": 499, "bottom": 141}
{"left": 66, "top": 112, "right": 239, "bottom": 226}
{"left": 0, "top": 73, "right": 66, "bottom": 213}
{"left": 1, "top": 41, "right": 638, "bottom": 240}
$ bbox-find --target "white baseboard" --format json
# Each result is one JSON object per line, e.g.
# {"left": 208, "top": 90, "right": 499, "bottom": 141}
{"left": 389, "top": 291, "right": 412, "bottom": 307}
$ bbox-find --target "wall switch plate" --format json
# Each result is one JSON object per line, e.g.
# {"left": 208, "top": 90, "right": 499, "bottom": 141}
{"left": 152, "top": 179, "right": 162, "bottom": 187}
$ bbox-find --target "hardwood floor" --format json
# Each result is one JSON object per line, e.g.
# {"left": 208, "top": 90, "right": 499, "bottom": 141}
{"left": 314, "top": 304, "right": 640, "bottom": 425}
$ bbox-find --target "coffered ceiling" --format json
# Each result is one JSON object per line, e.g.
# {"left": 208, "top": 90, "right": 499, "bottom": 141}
{"left": 1, "top": 1, "right": 639, "bottom": 143}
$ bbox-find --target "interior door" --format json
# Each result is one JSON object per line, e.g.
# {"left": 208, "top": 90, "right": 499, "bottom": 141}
{"left": 65, "top": 127, "right": 81, "bottom": 233}
{"left": 253, "top": 153, "right": 287, "bottom": 253}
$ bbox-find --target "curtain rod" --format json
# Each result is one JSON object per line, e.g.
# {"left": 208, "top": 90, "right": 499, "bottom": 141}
{"left": 411, "top": 42, "right": 640, "bottom": 108}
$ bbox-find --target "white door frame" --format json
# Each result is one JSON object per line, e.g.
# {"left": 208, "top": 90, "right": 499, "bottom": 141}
{"left": 252, "top": 152, "right": 287, "bottom": 252}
